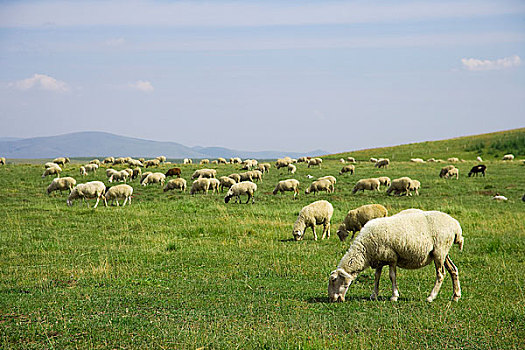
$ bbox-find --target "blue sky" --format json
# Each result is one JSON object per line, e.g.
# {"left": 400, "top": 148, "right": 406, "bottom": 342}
{"left": 0, "top": 1, "right": 524, "bottom": 153}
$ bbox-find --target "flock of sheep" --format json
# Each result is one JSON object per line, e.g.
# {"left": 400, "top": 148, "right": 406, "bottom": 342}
{"left": 1, "top": 151, "right": 522, "bottom": 302}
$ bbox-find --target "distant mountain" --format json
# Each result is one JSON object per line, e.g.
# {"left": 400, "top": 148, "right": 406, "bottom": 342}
{"left": 0, "top": 131, "right": 327, "bottom": 159}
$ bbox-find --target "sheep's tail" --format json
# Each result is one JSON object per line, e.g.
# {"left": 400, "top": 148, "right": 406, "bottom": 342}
{"left": 454, "top": 228, "right": 464, "bottom": 251}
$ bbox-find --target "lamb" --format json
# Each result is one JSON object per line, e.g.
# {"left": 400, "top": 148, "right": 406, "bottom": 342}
{"left": 447, "top": 157, "right": 459, "bottom": 163}
{"left": 376, "top": 176, "right": 391, "bottom": 188}
{"left": 292, "top": 200, "right": 333, "bottom": 241}
{"left": 375, "top": 159, "right": 390, "bottom": 168}
{"left": 248, "top": 170, "right": 263, "bottom": 182}
{"left": 105, "top": 184, "right": 133, "bottom": 206}
{"left": 224, "top": 181, "right": 257, "bottom": 204}
{"left": 352, "top": 178, "right": 380, "bottom": 194}
{"left": 42, "top": 166, "right": 62, "bottom": 178}
{"left": 190, "top": 178, "right": 211, "bottom": 195}
{"left": 200, "top": 159, "right": 210, "bottom": 165}
{"left": 109, "top": 170, "right": 130, "bottom": 183}
{"left": 141, "top": 172, "right": 166, "bottom": 186}
{"left": 156, "top": 156, "right": 166, "bottom": 163}
{"left": 408, "top": 179, "right": 421, "bottom": 196}
{"left": 0, "top": 157, "right": 5, "bottom": 165}
{"left": 502, "top": 154, "right": 514, "bottom": 161}
{"left": 410, "top": 158, "right": 425, "bottom": 163}
{"left": 53, "top": 157, "right": 70, "bottom": 166}
{"left": 228, "top": 173, "right": 241, "bottom": 183}
{"left": 339, "top": 165, "right": 355, "bottom": 175}
{"left": 369, "top": 158, "right": 378, "bottom": 163}
{"left": 165, "top": 167, "right": 182, "bottom": 178}
{"left": 208, "top": 178, "right": 220, "bottom": 194}
{"left": 89, "top": 159, "right": 101, "bottom": 166}
{"left": 67, "top": 181, "right": 107, "bottom": 208}
{"left": 80, "top": 166, "right": 87, "bottom": 177}
{"left": 103, "top": 157, "right": 115, "bottom": 164}
{"left": 328, "top": 210, "right": 463, "bottom": 303}
{"left": 439, "top": 165, "right": 456, "bottom": 178}
{"left": 318, "top": 176, "right": 336, "bottom": 192}
{"left": 83, "top": 163, "right": 98, "bottom": 174}
{"left": 305, "top": 179, "right": 333, "bottom": 195}
{"left": 47, "top": 177, "right": 77, "bottom": 195}
{"left": 273, "top": 179, "right": 300, "bottom": 199}
{"left": 336, "top": 204, "right": 388, "bottom": 241}
{"left": 144, "top": 159, "right": 161, "bottom": 168}
{"left": 287, "top": 164, "right": 297, "bottom": 174}
{"left": 468, "top": 164, "right": 486, "bottom": 177}
{"left": 445, "top": 168, "right": 459, "bottom": 179}
{"left": 131, "top": 167, "right": 142, "bottom": 180}
{"left": 307, "top": 158, "right": 323, "bottom": 168}
{"left": 191, "top": 169, "right": 217, "bottom": 179}
{"left": 183, "top": 158, "right": 193, "bottom": 165}
{"left": 258, "top": 163, "right": 271, "bottom": 174}
{"left": 476, "top": 156, "right": 483, "bottom": 162}
{"left": 164, "top": 178, "right": 187, "bottom": 192}
{"left": 339, "top": 158, "right": 345, "bottom": 163}
{"left": 386, "top": 177, "right": 412, "bottom": 196}
{"left": 219, "top": 176, "right": 236, "bottom": 192}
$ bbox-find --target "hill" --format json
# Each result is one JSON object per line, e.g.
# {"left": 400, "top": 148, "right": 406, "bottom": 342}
{"left": 0, "top": 131, "right": 326, "bottom": 159}
{"left": 326, "top": 128, "right": 525, "bottom": 161}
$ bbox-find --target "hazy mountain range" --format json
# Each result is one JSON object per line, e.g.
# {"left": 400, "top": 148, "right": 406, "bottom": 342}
{"left": 0, "top": 132, "right": 327, "bottom": 159}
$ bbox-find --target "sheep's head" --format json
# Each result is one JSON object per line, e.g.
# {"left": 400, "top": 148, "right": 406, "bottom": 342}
{"left": 224, "top": 194, "right": 232, "bottom": 203}
{"left": 328, "top": 268, "right": 354, "bottom": 302}
{"left": 292, "top": 229, "right": 304, "bottom": 241}
{"left": 336, "top": 224, "right": 349, "bottom": 242}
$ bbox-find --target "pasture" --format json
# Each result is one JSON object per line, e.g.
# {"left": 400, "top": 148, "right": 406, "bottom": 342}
{"left": 0, "top": 157, "right": 524, "bottom": 349}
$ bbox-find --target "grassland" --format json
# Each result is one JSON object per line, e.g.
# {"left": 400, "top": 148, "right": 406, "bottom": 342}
{"left": 1, "top": 151, "right": 524, "bottom": 348}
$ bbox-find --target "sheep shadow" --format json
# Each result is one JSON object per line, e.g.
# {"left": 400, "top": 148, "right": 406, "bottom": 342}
{"left": 279, "top": 238, "right": 296, "bottom": 243}
{"left": 307, "top": 295, "right": 407, "bottom": 304}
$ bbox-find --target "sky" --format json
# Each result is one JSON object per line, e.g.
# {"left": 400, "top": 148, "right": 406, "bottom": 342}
{"left": 0, "top": 0, "right": 524, "bottom": 153}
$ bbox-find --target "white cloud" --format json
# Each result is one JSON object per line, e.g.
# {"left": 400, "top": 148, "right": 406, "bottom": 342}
{"left": 461, "top": 55, "right": 522, "bottom": 71}
{"left": 10, "top": 74, "right": 69, "bottom": 92}
{"left": 128, "top": 80, "right": 154, "bottom": 92}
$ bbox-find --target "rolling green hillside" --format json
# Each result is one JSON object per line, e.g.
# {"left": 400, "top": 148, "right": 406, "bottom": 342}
{"left": 325, "top": 128, "right": 525, "bottom": 161}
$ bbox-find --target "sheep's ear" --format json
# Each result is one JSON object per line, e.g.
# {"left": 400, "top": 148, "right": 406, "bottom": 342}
{"left": 329, "top": 271, "right": 338, "bottom": 281}
{"left": 337, "top": 268, "right": 352, "bottom": 280}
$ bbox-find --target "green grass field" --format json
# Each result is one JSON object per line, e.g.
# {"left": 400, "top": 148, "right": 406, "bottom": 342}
{"left": 1, "top": 147, "right": 524, "bottom": 348}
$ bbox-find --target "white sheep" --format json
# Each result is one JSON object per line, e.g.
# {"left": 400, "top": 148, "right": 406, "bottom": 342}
{"left": 200, "top": 159, "right": 210, "bottom": 165}
{"left": 42, "top": 166, "right": 62, "bottom": 178}
{"left": 208, "top": 178, "right": 220, "bottom": 194}
{"left": 190, "top": 178, "right": 211, "bottom": 195}
{"left": 427, "top": 158, "right": 436, "bottom": 162}
{"left": 224, "top": 181, "right": 257, "bottom": 204}
{"left": 67, "top": 181, "right": 107, "bottom": 208}
{"left": 83, "top": 163, "right": 98, "bottom": 175}
{"left": 105, "top": 184, "right": 133, "bottom": 206}
{"left": 103, "top": 157, "right": 115, "bottom": 164}
{"left": 502, "top": 154, "right": 514, "bottom": 161}
{"left": 219, "top": 176, "right": 236, "bottom": 192}
{"left": 476, "top": 156, "right": 483, "bottom": 162}
{"left": 248, "top": 170, "right": 263, "bottom": 182}
{"left": 128, "top": 159, "right": 143, "bottom": 167}
{"left": 141, "top": 172, "right": 166, "bottom": 186}
{"left": 307, "top": 158, "right": 323, "bottom": 168}
{"left": 109, "top": 170, "right": 130, "bottom": 183}
{"left": 217, "top": 157, "right": 227, "bottom": 164}
{"left": 369, "top": 157, "right": 378, "bottom": 163}
{"left": 305, "top": 179, "right": 333, "bottom": 195}
{"left": 273, "top": 179, "right": 300, "bottom": 199}
{"left": 140, "top": 171, "right": 152, "bottom": 184}
{"left": 230, "top": 157, "right": 242, "bottom": 164}
{"left": 45, "top": 162, "right": 60, "bottom": 169}
{"left": 156, "top": 156, "right": 167, "bottom": 163}
{"left": 0, "top": 157, "right": 6, "bottom": 165}
{"left": 339, "top": 158, "right": 345, "bottom": 163}
{"left": 106, "top": 168, "right": 118, "bottom": 178}
{"left": 347, "top": 157, "right": 356, "bottom": 163}
{"left": 80, "top": 166, "right": 87, "bottom": 177}
{"left": 228, "top": 173, "right": 241, "bottom": 183}
{"left": 292, "top": 200, "right": 334, "bottom": 241}
{"left": 258, "top": 163, "right": 271, "bottom": 174}
{"left": 439, "top": 165, "right": 456, "bottom": 178}
{"left": 144, "top": 159, "right": 161, "bottom": 168}
{"left": 183, "top": 158, "right": 193, "bottom": 165}
{"left": 352, "top": 178, "right": 380, "bottom": 194}
{"left": 339, "top": 165, "right": 355, "bottom": 175}
{"left": 447, "top": 157, "right": 459, "bottom": 163}
{"left": 375, "top": 159, "right": 390, "bottom": 168}
{"left": 238, "top": 172, "right": 253, "bottom": 182}
{"left": 287, "top": 164, "right": 297, "bottom": 174}
{"left": 297, "top": 157, "right": 309, "bottom": 163}
{"left": 376, "top": 176, "right": 391, "bottom": 188}
{"left": 47, "top": 177, "right": 77, "bottom": 195}
{"left": 336, "top": 204, "right": 388, "bottom": 241}
{"left": 89, "top": 159, "right": 101, "bottom": 166}
{"left": 113, "top": 157, "right": 127, "bottom": 165}
{"left": 328, "top": 210, "right": 464, "bottom": 303}
{"left": 191, "top": 169, "right": 217, "bottom": 179}
{"left": 445, "top": 168, "right": 459, "bottom": 179}
{"left": 164, "top": 178, "right": 187, "bottom": 192}
{"left": 53, "top": 157, "right": 70, "bottom": 166}
{"left": 386, "top": 177, "right": 412, "bottom": 196}
{"left": 275, "top": 158, "right": 291, "bottom": 169}
{"left": 492, "top": 194, "right": 508, "bottom": 201}
{"left": 410, "top": 158, "right": 425, "bottom": 163}
{"left": 408, "top": 179, "right": 421, "bottom": 196}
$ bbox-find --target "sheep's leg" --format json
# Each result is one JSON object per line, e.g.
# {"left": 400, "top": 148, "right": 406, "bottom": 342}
{"left": 245, "top": 193, "right": 251, "bottom": 204}
{"left": 115, "top": 199, "right": 120, "bottom": 207}
{"left": 93, "top": 197, "right": 100, "bottom": 208}
{"left": 389, "top": 264, "right": 400, "bottom": 301}
{"left": 321, "top": 222, "right": 330, "bottom": 239}
{"left": 311, "top": 225, "right": 318, "bottom": 241}
{"left": 426, "top": 259, "right": 446, "bottom": 302}
{"left": 371, "top": 267, "right": 383, "bottom": 300}
{"left": 444, "top": 255, "right": 461, "bottom": 301}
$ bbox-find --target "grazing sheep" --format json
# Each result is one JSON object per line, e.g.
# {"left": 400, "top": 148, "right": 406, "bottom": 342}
{"left": 258, "top": 163, "right": 271, "bottom": 174}
{"left": 370, "top": 158, "right": 378, "bottom": 163}
{"left": 127, "top": 159, "right": 143, "bottom": 167}
{"left": 339, "top": 158, "right": 346, "bottom": 163}
{"left": 492, "top": 194, "right": 508, "bottom": 201}
{"left": 287, "top": 164, "right": 297, "bottom": 174}
{"left": 208, "top": 178, "right": 220, "bottom": 194}
{"left": 140, "top": 172, "right": 152, "bottom": 184}
{"left": 200, "top": 159, "right": 210, "bottom": 165}
{"left": 439, "top": 165, "right": 457, "bottom": 178}
{"left": 305, "top": 179, "right": 333, "bottom": 195}
{"left": 410, "top": 158, "right": 425, "bottom": 163}
{"left": 103, "top": 157, "right": 115, "bottom": 164}
{"left": 292, "top": 200, "right": 334, "bottom": 241}
{"left": 113, "top": 157, "right": 127, "bottom": 165}
{"left": 375, "top": 159, "right": 390, "bottom": 168}
{"left": 105, "top": 184, "right": 133, "bottom": 206}
{"left": 318, "top": 176, "right": 336, "bottom": 192}
{"left": 239, "top": 172, "right": 253, "bottom": 182}
{"left": 297, "top": 157, "right": 309, "bottom": 163}
{"left": 224, "top": 181, "right": 257, "bottom": 204}
{"left": 82, "top": 163, "right": 98, "bottom": 175}
{"left": 376, "top": 177, "right": 391, "bottom": 188}
{"left": 53, "top": 157, "right": 70, "bottom": 166}
{"left": 132, "top": 167, "right": 142, "bottom": 180}
{"left": 42, "top": 166, "right": 62, "bottom": 178}
{"left": 0, "top": 157, "right": 5, "bottom": 165}
{"left": 307, "top": 158, "right": 323, "bottom": 168}
{"left": 306, "top": 174, "right": 314, "bottom": 179}
{"left": 190, "top": 178, "right": 211, "bottom": 195}
{"left": 89, "top": 159, "right": 101, "bottom": 166}
{"left": 67, "top": 181, "right": 107, "bottom": 208}
{"left": 183, "top": 158, "right": 193, "bottom": 165}
{"left": 144, "top": 159, "right": 161, "bottom": 168}
{"left": 386, "top": 177, "right": 412, "bottom": 196}
{"left": 445, "top": 168, "right": 459, "bottom": 180}
{"left": 211, "top": 160, "right": 218, "bottom": 164}
{"left": 241, "top": 159, "right": 258, "bottom": 170}
{"left": 328, "top": 210, "right": 463, "bottom": 302}
{"left": 468, "top": 165, "right": 486, "bottom": 177}
{"left": 336, "top": 204, "right": 388, "bottom": 241}
{"left": 191, "top": 169, "right": 217, "bottom": 179}
{"left": 447, "top": 157, "right": 459, "bottom": 163}
{"left": 47, "top": 177, "right": 77, "bottom": 195}
{"left": 248, "top": 170, "right": 263, "bottom": 182}
{"left": 408, "top": 179, "right": 421, "bottom": 196}
{"left": 228, "top": 173, "right": 241, "bottom": 183}
{"left": 427, "top": 158, "right": 436, "bottom": 163}
{"left": 109, "top": 170, "right": 130, "bottom": 183}
{"left": 80, "top": 166, "right": 87, "bottom": 177}
{"left": 275, "top": 158, "right": 291, "bottom": 169}
{"left": 165, "top": 167, "right": 182, "bottom": 178}
{"left": 156, "top": 156, "right": 166, "bottom": 163}
{"left": 219, "top": 176, "right": 236, "bottom": 192}
{"left": 106, "top": 168, "right": 118, "bottom": 178}
{"left": 339, "top": 165, "right": 355, "bottom": 175}
{"left": 352, "top": 178, "right": 380, "bottom": 194}
{"left": 273, "top": 179, "right": 300, "bottom": 199}
{"left": 164, "top": 178, "right": 187, "bottom": 192}
{"left": 502, "top": 154, "right": 514, "bottom": 161}
{"left": 141, "top": 172, "right": 166, "bottom": 186}
{"left": 230, "top": 157, "right": 242, "bottom": 164}
{"left": 45, "top": 162, "right": 60, "bottom": 169}
{"left": 347, "top": 157, "right": 356, "bottom": 163}
{"left": 476, "top": 156, "right": 483, "bottom": 162}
